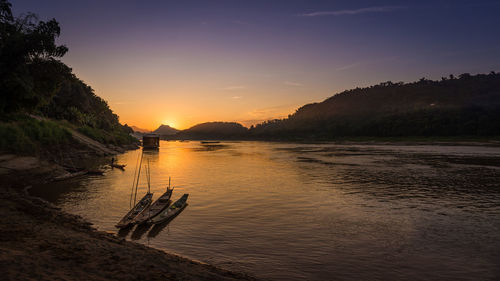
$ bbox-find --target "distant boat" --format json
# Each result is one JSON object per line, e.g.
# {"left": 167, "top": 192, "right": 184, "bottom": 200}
{"left": 150, "top": 194, "right": 189, "bottom": 224}
{"left": 115, "top": 192, "right": 153, "bottom": 228}
{"left": 200, "top": 141, "right": 220, "bottom": 144}
{"left": 132, "top": 180, "right": 174, "bottom": 225}
{"left": 111, "top": 163, "right": 126, "bottom": 170}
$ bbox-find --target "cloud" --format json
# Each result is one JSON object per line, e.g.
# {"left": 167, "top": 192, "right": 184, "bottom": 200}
{"left": 335, "top": 62, "right": 362, "bottom": 71}
{"left": 230, "top": 96, "right": 242, "bottom": 99}
{"left": 221, "top": 85, "right": 246, "bottom": 90}
{"left": 248, "top": 104, "right": 299, "bottom": 119}
{"left": 300, "top": 6, "right": 404, "bottom": 17}
{"left": 284, "top": 81, "right": 303, "bottom": 87}
{"left": 335, "top": 56, "right": 399, "bottom": 72}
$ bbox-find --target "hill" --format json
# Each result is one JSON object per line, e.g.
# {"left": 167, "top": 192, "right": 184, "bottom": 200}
{"left": 176, "top": 122, "right": 248, "bottom": 139}
{"left": 0, "top": 1, "right": 137, "bottom": 154}
{"left": 250, "top": 73, "right": 500, "bottom": 138}
{"left": 153, "top": 124, "right": 179, "bottom": 136}
{"left": 130, "top": 125, "right": 150, "bottom": 133}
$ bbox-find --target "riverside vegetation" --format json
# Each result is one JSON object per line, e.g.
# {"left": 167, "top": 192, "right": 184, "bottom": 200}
{"left": 0, "top": 1, "right": 257, "bottom": 280}
{"left": 0, "top": 0, "right": 136, "bottom": 155}
{"left": 154, "top": 73, "right": 500, "bottom": 141}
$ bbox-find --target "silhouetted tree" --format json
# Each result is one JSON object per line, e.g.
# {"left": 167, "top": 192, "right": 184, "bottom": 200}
{"left": 0, "top": 0, "right": 68, "bottom": 113}
{"left": 250, "top": 73, "right": 500, "bottom": 138}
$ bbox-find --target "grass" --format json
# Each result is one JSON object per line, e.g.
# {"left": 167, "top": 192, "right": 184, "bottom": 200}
{"left": 78, "top": 125, "right": 137, "bottom": 145}
{"left": 0, "top": 117, "right": 72, "bottom": 153}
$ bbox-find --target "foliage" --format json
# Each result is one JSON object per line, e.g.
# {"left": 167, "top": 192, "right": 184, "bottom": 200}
{"left": 177, "top": 122, "right": 248, "bottom": 139}
{"left": 0, "top": 0, "right": 137, "bottom": 150}
{"left": 78, "top": 125, "right": 137, "bottom": 145}
{"left": 0, "top": 0, "right": 69, "bottom": 113}
{"left": 250, "top": 73, "right": 500, "bottom": 138}
{"left": 0, "top": 117, "right": 72, "bottom": 153}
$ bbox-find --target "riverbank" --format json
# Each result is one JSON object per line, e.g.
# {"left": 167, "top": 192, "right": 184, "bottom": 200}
{"left": 0, "top": 157, "right": 257, "bottom": 281}
{"left": 0, "top": 126, "right": 258, "bottom": 281}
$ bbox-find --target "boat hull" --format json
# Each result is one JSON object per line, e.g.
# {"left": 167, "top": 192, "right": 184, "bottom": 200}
{"left": 150, "top": 194, "right": 189, "bottom": 224}
{"left": 115, "top": 193, "right": 153, "bottom": 228}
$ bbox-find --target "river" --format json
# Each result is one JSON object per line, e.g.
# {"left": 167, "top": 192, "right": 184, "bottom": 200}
{"left": 30, "top": 141, "right": 500, "bottom": 280}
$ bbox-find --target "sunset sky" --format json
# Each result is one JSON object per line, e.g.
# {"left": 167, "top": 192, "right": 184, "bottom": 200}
{"left": 12, "top": 0, "right": 500, "bottom": 130}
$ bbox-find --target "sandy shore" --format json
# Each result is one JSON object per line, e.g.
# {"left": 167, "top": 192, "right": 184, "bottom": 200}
{"left": 0, "top": 187, "right": 257, "bottom": 280}
{"left": 0, "top": 146, "right": 258, "bottom": 280}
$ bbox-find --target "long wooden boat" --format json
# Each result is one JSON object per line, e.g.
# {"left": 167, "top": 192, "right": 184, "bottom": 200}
{"left": 111, "top": 163, "right": 126, "bottom": 170}
{"left": 150, "top": 194, "right": 189, "bottom": 224}
{"left": 54, "top": 170, "right": 88, "bottom": 181}
{"left": 132, "top": 186, "right": 174, "bottom": 225}
{"left": 115, "top": 192, "right": 153, "bottom": 228}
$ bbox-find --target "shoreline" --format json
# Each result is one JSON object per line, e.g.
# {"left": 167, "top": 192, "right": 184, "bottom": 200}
{"left": 0, "top": 144, "right": 258, "bottom": 280}
{"left": 0, "top": 186, "right": 257, "bottom": 280}
{"left": 161, "top": 138, "right": 500, "bottom": 147}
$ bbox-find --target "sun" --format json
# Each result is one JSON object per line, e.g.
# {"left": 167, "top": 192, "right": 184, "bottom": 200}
{"left": 162, "top": 119, "right": 177, "bottom": 129}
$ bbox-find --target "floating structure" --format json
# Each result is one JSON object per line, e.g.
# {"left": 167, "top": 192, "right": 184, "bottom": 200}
{"left": 111, "top": 163, "right": 126, "bottom": 170}
{"left": 150, "top": 194, "right": 189, "bottom": 224}
{"left": 132, "top": 180, "right": 174, "bottom": 225}
{"left": 143, "top": 134, "right": 160, "bottom": 149}
{"left": 116, "top": 152, "right": 153, "bottom": 229}
{"left": 115, "top": 192, "right": 153, "bottom": 228}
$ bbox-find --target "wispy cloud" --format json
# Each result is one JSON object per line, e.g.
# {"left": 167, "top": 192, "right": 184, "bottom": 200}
{"left": 300, "top": 6, "right": 404, "bottom": 17}
{"left": 230, "top": 96, "right": 242, "bottom": 99}
{"left": 335, "top": 62, "right": 362, "bottom": 71}
{"left": 284, "top": 81, "right": 303, "bottom": 87}
{"left": 221, "top": 85, "right": 246, "bottom": 91}
{"left": 238, "top": 104, "right": 300, "bottom": 127}
{"left": 335, "top": 56, "right": 399, "bottom": 72}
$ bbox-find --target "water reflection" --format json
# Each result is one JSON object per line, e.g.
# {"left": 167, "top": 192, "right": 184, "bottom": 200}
{"left": 131, "top": 223, "right": 153, "bottom": 240}
{"left": 148, "top": 205, "right": 188, "bottom": 238}
{"left": 30, "top": 141, "right": 500, "bottom": 281}
{"left": 117, "top": 225, "right": 133, "bottom": 238}
{"left": 192, "top": 143, "right": 230, "bottom": 152}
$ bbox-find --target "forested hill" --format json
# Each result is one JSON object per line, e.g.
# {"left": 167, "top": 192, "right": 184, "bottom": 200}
{"left": 0, "top": 0, "right": 136, "bottom": 153}
{"left": 250, "top": 73, "right": 500, "bottom": 138}
{"left": 175, "top": 122, "right": 248, "bottom": 139}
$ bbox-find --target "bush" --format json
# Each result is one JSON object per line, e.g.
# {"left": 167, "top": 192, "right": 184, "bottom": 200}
{"left": 0, "top": 118, "right": 71, "bottom": 153}
{"left": 78, "top": 125, "right": 137, "bottom": 145}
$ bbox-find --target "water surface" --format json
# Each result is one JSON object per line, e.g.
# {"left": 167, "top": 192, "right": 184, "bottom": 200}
{"left": 31, "top": 141, "right": 500, "bottom": 280}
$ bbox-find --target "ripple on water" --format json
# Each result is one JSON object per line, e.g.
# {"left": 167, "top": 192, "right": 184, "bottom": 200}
{"left": 30, "top": 141, "right": 500, "bottom": 280}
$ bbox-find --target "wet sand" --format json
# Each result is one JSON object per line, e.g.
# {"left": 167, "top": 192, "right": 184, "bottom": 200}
{"left": 0, "top": 188, "right": 256, "bottom": 280}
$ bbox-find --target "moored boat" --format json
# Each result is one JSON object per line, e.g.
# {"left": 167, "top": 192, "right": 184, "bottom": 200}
{"left": 132, "top": 184, "right": 174, "bottom": 225}
{"left": 150, "top": 194, "right": 189, "bottom": 224}
{"left": 115, "top": 192, "right": 153, "bottom": 228}
{"left": 111, "top": 163, "right": 126, "bottom": 170}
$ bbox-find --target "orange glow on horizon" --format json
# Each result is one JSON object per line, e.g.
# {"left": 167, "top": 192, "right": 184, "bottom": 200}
{"left": 110, "top": 91, "right": 304, "bottom": 131}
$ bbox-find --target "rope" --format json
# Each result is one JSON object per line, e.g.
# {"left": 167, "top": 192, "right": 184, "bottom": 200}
{"left": 133, "top": 151, "right": 144, "bottom": 206}
{"left": 129, "top": 150, "right": 142, "bottom": 208}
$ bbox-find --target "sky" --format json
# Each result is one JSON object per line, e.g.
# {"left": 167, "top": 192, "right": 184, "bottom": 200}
{"left": 11, "top": 0, "right": 500, "bottom": 130}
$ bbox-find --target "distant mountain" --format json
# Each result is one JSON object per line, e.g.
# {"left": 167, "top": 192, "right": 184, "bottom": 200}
{"left": 153, "top": 124, "right": 180, "bottom": 136}
{"left": 176, "top": 122, "right": 248, "bottom": 139}
{"left": 130, "top": 125, "right": 151, "bottom": 133}
{"left": 250, "top": 72, "right": 500, "bottom": 138}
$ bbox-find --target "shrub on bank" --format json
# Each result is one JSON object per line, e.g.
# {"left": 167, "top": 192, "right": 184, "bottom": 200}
{"left": 0, "top": 118, "right": 72, "bottom": 153}
{"left": 78, "top": 125, "right": 137, "bottom": 146}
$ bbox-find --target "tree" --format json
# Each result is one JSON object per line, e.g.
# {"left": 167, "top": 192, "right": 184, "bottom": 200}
{"left": 0, "top": 0, "right": 68, "bottom": 114}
